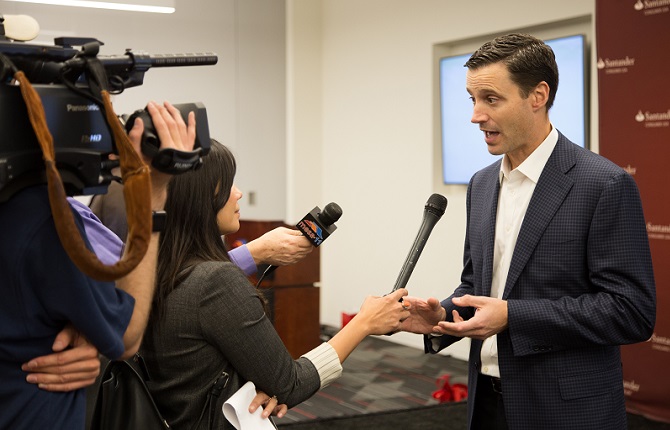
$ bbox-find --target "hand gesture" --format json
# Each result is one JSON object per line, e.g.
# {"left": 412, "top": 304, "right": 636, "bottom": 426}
{"left": 399, "top": 296, "right": 446, "bottom": 334}
{"left": 433, "top": 295, "right": 508, "bottom": 340}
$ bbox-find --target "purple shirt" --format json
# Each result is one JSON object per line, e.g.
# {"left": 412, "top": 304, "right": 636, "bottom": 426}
{"left": 68, "top": 198, "right": 256, "bottom": 275}
{"left": 227, "top": 244, "right": 256, "bottom": 276}
{"left": 68, "top": 198, "right": 124, "bottom": 265}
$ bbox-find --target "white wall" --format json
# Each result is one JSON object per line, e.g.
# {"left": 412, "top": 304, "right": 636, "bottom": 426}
{"left": 2, "top": 0, "right": 599, "bottom": 360}
{"left": 285, "top": 0, "right": 322, "bottom": 223}
{"left": 288, "top": 0, "right": 597, "bottom": 359}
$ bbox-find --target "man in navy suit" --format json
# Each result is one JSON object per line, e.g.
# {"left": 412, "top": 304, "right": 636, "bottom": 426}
{"left": 401, "top": 33, "right": 655, "bottom": 430}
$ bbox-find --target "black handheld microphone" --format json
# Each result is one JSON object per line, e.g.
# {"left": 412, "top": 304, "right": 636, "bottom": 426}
{"left": 391, "top": 193, "right": 448, "bottom": 293}
{"left": 257, "top": 202, "right": 343, "bottom": 285}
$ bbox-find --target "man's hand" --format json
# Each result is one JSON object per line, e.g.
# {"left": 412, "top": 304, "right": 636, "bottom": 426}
{"left": 127, "top": 101, "right": 197, "bottom": 162}
{"left": 399, "top": 296, "right": 447, "bottom": 334}
{"left": 21, "top": 324, "right": 100, "bottom": 392}
{"left": 127, "top": 100, "right": 197, "bottom": 210}
{"left": 246, "top": 227, "right": 313, "bottom": 267}
{"left": 432, "top": 295, "right": 508, "bottom": 340}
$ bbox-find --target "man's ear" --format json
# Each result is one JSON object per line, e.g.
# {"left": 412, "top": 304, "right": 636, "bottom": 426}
{"left": 531, "top": 81, "right": 550, "bottom": 111}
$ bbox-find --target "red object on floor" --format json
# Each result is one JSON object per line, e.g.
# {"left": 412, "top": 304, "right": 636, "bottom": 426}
{"left": 432, "top": 374, "right": 468, "bottom": 403}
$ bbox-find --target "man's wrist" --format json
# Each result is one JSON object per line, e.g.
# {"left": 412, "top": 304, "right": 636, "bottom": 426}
{"left": 245, "top": 239, "right": 267, "bottom": 266}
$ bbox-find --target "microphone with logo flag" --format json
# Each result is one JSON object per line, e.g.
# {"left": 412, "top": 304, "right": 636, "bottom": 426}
{"left": 256, "top": 203, "right": 342, "bottom": 286}
{"left": 295, "top": 203, "right": 342, "bottom": 247}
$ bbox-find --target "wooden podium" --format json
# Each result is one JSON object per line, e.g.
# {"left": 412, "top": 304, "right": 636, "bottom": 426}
{"left": 226, "top": 220, "right": 321, "bottom": 358}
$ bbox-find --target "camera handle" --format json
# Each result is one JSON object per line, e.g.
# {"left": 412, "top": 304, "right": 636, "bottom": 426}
{"left": 146, "top": 147, "right": 204, "bottom": 175}
{"left": 123, "top": 105, "right": 207, "bottom": 175}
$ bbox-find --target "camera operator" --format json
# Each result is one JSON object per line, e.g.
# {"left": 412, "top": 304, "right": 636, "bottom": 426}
{"left": 18, "top": 142, "right": 312, "bottom": 420}
{"left": 0, "top": 100, "right": 196, "bottom": 429}
{"left": 17, "top": 196, "right": 138, "bottom": 395}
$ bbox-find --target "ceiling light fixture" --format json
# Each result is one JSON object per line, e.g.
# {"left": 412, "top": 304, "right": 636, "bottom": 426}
{"left": 4, "top": 0, "right": 175, "bottom": 14}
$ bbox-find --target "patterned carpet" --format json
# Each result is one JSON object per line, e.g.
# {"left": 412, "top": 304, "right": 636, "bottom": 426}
{"left": 275, "top": 333, "right": 469, "bottom": 426}
{"left": 275, "top": 332, "right": 670, "bottom": 430}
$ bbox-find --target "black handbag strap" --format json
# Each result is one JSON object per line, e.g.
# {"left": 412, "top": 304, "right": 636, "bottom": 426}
{"left": 191, "top": 370, "right": 230, "bottom": 430}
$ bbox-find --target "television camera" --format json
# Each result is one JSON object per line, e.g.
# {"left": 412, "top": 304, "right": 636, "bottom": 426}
{"left": 0, "top": 34, "right": 217, "bottom": 203}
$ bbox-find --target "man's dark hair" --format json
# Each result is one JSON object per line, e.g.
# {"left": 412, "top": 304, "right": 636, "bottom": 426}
{"left": 465, "top": 33, "right": 559, "bottom": 110}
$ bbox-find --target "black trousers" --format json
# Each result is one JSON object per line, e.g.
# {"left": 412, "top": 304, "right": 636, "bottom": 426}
{"left": 471, "top": 374, "right": 509, "bottom": 430}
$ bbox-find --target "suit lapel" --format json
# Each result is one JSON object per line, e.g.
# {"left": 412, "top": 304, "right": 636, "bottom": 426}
{"left": 481, "top": 171, "right": 500, "bottom": 297}
{"left": 502, "top": 134, "right": 577, "bottom": 298}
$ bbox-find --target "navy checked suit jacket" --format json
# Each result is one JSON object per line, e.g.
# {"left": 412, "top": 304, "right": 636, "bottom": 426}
{"left": 429, "top": 132, "right": 656, "bottom": 430}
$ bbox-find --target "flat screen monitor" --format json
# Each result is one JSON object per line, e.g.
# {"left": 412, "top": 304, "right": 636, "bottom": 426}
{"left": 439, "top": 34, "right": 587, "bottom": 184}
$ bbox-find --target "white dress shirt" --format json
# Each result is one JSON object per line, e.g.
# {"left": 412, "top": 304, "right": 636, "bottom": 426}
{"left": 480, "top": 126, "right": 558, "bottom": 378}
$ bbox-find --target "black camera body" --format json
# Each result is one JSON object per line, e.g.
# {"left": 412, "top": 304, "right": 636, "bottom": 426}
{"left": 0, "top": 83, "right": 113, "bottom": 202}
{"left": 0, "top": 37, "right": 217, "bottom": 202}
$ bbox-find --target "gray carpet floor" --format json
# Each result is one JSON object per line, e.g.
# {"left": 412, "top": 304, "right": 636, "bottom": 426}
{"left": 275, "top": 335, "right": 468, "bottom": 426}
{"left": 276, "top": 334, "right": 670, "bottom": 430}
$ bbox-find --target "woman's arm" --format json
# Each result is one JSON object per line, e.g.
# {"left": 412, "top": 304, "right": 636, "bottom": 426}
{"left": 200, "top": 263, "right": 408, "bottom": 407}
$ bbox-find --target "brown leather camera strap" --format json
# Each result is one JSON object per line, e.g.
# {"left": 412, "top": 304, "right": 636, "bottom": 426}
{"left": 15, "top": 70, "right": 152, "bottom": 282}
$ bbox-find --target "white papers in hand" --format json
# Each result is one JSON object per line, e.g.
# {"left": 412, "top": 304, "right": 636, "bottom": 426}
{"left": 222, "top": 381, "right": 276, "bottom": 430}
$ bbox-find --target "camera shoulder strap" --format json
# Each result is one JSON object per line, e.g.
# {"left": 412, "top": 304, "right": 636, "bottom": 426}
{"left": 14, "top": 68, "right": 153, "bottom": 281}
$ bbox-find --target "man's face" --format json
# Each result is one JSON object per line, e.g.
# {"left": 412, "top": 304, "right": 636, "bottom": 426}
{"left": 466, "top": 62, "right": 540, "bottom": 169}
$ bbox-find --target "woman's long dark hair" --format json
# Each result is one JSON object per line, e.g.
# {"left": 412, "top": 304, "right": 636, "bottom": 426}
{"left": 154, "top": 139, "right": 237, "bottom": 321}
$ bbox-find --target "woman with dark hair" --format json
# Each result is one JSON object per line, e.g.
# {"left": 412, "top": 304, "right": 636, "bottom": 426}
{"left": 140, "top": 139, "right": 408, "bottom": 429}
